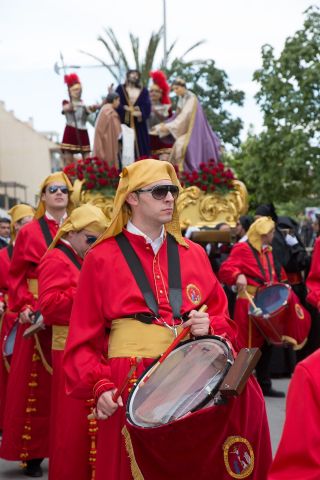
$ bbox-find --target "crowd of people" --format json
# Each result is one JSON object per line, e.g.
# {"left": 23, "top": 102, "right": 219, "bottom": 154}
{"left": 0, "top": 71, "right": 319, "bottom": 480}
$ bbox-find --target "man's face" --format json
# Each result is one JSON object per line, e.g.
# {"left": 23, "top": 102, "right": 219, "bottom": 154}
{"left": 68, "top": 229, "right": 99, "bottom": 258}
{"left": 149, "top": 86, "right": 162, "bottom": 104}
{"left": 128, "top": 179, "right": 177, "bottom": 229}
{"left": 262, "top": 229, "right": 275, "bottom": 246}
{"left": 172, "top": 85, "right": 186, "bottom": 97}
{"left": 41, "top": 182, "right": 69, "bottom": 211}
{"left": 0, "top": 222, "right": 10, "bottom": 238}
{"left": 127, "top": 71, "right": 140, "bottom": 86}
{"left": 69, "top": 84, "right": 82, "bottom": 100}
{"left": 112, "top": 97, "right": 120, "bottom": 109}
{"left": 14, "top": 216, "right": 34, "bottom": 236}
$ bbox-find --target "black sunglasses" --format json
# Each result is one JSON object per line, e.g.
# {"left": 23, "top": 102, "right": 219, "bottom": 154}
{"left": 85, "top": 235, "right": 98, "bottom": 245}
{"left": 135, "top": 184, "right": 179, "bottom": 200}
{"left": 47, "top": 185, "right": 69, "bottom": 195}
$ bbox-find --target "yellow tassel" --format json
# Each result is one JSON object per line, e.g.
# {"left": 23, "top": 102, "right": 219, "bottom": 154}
{"left": 122, "top": 426, "right": 144, "bottom": 480}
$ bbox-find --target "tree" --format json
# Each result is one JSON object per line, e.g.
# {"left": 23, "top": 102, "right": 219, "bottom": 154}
{"left": 232, "top": 6, "right": 320, "bottom": 210}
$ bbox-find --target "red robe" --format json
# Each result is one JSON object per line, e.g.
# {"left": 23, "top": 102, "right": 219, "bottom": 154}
{"left": 38, "top": 244, "right": 93, "bottom": 480}
{"left": 268, "top": 348, "right": 320, "bottom": 479}
{"left": 0, "top": 246, "right": 16, "bottom": 429}
{"left": 64, "top": 231, "right": 271, "bottom": 480}
{"left": 0, "top": 217, "right": 59, "bottom": 462}
{"left": 306, "top": 237, "right": 320, "bottom": 309}
{"left": 219, "top": 242, "right": 280, "bottom": 348}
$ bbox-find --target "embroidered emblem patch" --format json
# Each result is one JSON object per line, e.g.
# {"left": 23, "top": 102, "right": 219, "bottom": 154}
{"left": 295, "top": 303, "right": 304, "bottom": 320}
{"left": 223, "top": 436, "right": 254, "bottom": 479}
{"left": 186, "top": 284, "right": 201, "bottom": 305}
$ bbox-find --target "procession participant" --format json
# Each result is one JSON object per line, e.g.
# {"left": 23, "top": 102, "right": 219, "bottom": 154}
{"left": 0, "top": 204, "right": 35, "bottom": 429}
{"left": 148, "top": 70, "right": 173, "bottom": 160}
{"left": 38, "top": 204, "right": 108, "bottom": 480}
{"left": 0, "top": 218, "right": 11, "bottom": 249}
{"left": 93, "top": 92, "right": 122, "bottom": 168}
{"left": 60, "top": 73, "right": 98, "bottom": 165}
{"left": 268, "top": 348, "right": 320, "bottom": 480}
{"left": 116, "top": 70, "right": 151, "bottom": 159}
{"left": 0, "top": 172, "right": 73, "bottom": 478}
{"left": 219, "top": 217, "right": 287, "bottom": 397}
{"left": 63, "top": 159, "right": 271, "bottom": 480}
{"left": 151, "top": 78, "right": 221, "bottom": 172}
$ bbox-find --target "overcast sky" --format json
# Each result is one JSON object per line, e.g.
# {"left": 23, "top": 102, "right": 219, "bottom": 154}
{"left": 0, "top": 0, "right": 314, "bottom": 144}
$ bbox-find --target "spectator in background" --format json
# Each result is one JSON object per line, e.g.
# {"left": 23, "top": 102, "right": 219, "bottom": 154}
{"left": 0, "top": 218, "right": 11, "bottom": 249}
{"left": 235, "top": 215, "right": 253, "bottom": 243}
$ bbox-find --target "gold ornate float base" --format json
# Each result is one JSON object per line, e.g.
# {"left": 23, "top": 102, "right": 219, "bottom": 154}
{"left": 72, "top": 180, "right": 248, "bottom": 228}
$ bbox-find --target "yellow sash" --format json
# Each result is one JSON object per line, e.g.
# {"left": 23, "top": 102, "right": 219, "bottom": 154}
{"left": 27, "top": 279, "right": 38, "bottom": 299}
{"left": 52, "top": 325, "right": 69, "bottom": 351}
{"left": 108, "top": 318, "right": 188, "bottom": 359}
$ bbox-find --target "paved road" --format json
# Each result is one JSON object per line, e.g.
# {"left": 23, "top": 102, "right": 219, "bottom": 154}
{"left": 0, "top": 378, "right": 289, "bottom": 479}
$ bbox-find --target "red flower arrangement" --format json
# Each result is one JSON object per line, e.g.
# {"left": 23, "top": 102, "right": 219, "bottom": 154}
{"left": 63, "top": 157, "right": 120, "bottom": 193}
{"left": 178, "top": 160, "right": 236, "bottom": 194}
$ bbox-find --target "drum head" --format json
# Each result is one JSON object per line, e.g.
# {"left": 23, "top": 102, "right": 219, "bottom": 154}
{"left": 3, "top": 321, "right": 18, "bottom": 357}
{"left": 249, "top": 284, "right": 289, "bottom": 316}
{"left": 127, "top": 336, "right": 233, "bottom": 428}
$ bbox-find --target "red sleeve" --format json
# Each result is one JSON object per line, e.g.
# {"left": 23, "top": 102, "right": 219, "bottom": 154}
{"left": 306, "top": 238, "right": 320, "bottom": 309}
{"left": 219, "top": 243, "right": 248, "bottom": 285}
{"left": 0, "top": 248, "right": 10, "bottom": 298}
{"left": 38, "top": 251, "right": 78, "bottom": 326}
{"left": 63, "top": 250, "right": 113, "bottom": 400}
{"left": 268, "top": 352, "right": 320, "bottom": 479}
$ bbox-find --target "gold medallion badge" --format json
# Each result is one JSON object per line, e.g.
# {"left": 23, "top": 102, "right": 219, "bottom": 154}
{"left": 186, "top": 284, "right": 201, "bottom": 305}
{"left": 295, "top": 303, "right": 304, "bottom": 320}
{"left": 223, "top": 436, "right": 254, "bottom": 479}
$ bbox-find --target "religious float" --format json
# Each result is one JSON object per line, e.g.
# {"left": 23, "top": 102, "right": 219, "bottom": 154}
{"left": 64, "top": 157, "right": 248, "bottom": 229}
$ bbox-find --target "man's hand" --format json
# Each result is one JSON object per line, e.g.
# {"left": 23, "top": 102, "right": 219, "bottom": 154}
{"left": 184, "top": 309, "right": 210, "bottom": 336}
{"left": 19, "top": 307, "right": 34, "bottom": 324}
{"left": 159, "top": 123, "right": 169, "bottom": 135}
{"left": 95, "top": 389, "right": 123, "bottom": 420}
{"left": 236, "top": 274, "right": 247, "bottom": 292}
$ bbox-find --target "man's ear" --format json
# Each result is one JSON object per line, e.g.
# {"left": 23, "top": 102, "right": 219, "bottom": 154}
{"left": 126, "top": 192, "right": 139, "bottom": 207}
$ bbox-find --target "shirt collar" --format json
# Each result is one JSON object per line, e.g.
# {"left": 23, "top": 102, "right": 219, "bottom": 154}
{"left": 126, "top": 220, "right": 165, "bottom": 254}
{"left": 45, "top": 210, "right": 68, "bottom": 226}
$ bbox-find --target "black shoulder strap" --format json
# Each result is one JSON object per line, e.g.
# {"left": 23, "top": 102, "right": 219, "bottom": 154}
{"left": 38, "top": 217, "right": 54, "bottom": 247}
{"left": 167, "top": 233, "right": 182, "bottom": 318}
{"left": 115, "top": 232, "right": 182, "bottom": 318}
{"left": 55, "top": 243, "right": 82, "bottom": 270}
{"left": 7, "top": 244, "right": 14, "bottom": 260}
{"left": 116, "top": 233, "right": 159, "bottom": 316}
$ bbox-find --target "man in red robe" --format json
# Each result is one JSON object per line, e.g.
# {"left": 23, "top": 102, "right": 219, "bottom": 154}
{"left": 0, "top": 204, "right": 35, "bottom": 429}
{"left": 268, "top": 348, "right": 320, "bottom": 479}
{"left": 38, "top": 204, "right": 108, "bottom": 480}
{"left": 64, "top": 159, "right": 271, "bottom": 480}
{"left": 219, "top": 217, "right": 287, "bottom": 397}
{"left": 0, "top": 172, "right": 73, "bottom": 478}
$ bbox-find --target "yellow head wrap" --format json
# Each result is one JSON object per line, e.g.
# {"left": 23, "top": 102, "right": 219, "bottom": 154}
{"left": 49, "top": 204, "right": 108, "bottom": 249}
{"left": 8, "top": 204, "right": 35, "bottom": 240}
{"left": 34, "top": 172, "right": 74, "bottom": 219}
{"left": 247, "top": 216, "right": 275, "bottom": 252}
{"left": 96, "top": 159, "right": 187, "bottom": 247}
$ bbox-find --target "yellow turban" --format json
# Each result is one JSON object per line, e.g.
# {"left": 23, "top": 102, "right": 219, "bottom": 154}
{"left": 8, "top": 204, "right": 35, "bottom": 240}
{"left": 96, "top": 159, "right": 187, "bottom": 247}
{"left": 34, "top": 172, "right": 74, "bottom": 219}
{"left": 8, "top": 204, "right": 35, "bottom": 224}
{"left": 49, "top": 204, "right": 108, "bottom": 249}
{"left": 247, "top": 216, "right": 275, "bottom": 252}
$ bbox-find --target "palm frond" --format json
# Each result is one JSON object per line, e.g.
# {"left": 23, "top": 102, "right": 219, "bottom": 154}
{"left": 129, "top": 33, "right": 140, "bottom": 71}
{"left": 79, "top": 49, "right": 120, "bottom": 83}
{"left": 104, "top": 27, "right": 130, "bottom": 72}
{"left": 181, "top": 40, "right": 206, "bottom": 58}
{"left": 141, "top": 27, "right": 164, "bottom": 84}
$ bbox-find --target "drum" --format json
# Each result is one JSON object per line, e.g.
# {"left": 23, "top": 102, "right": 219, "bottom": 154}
{"left": 249, "top": 283, "right": 310, "bottom": 347}
{"left": 127, "top": 336, "right": 234, "bottom": 428}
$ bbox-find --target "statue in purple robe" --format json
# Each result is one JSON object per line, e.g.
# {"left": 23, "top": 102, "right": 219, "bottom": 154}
{"left": 115, "top": 70, "right": 151, "bottom": 159}
{"left": 151, "top": 78, "right": 221, "bottom": 172}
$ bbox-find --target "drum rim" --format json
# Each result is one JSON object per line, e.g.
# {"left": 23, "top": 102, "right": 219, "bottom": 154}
{"left": 126, "top": 335, "right": 234, "bottom": 428}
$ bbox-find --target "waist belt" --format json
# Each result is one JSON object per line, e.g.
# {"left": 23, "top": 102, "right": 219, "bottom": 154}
{"left": 52, "top": 325, "right": 69, "bottom": 351}
{"left": 27, "top": 279, "right": 38, "bottom": 298}
{"left": 108, "top": 318, "right": 189, "bottom": 359}
{"left": 238, "top": 284, "right": 258, "bottom": 299}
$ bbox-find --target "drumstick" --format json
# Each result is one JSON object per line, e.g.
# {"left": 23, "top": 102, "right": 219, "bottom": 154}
{"left": 87, "top": 362, "right": 139, "bottom": 420}
{"left": 140, "top": 304, "right": 208, "bottom": 387}
{"left": 243, "top": 290, "right": 262, "bottom": 316}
